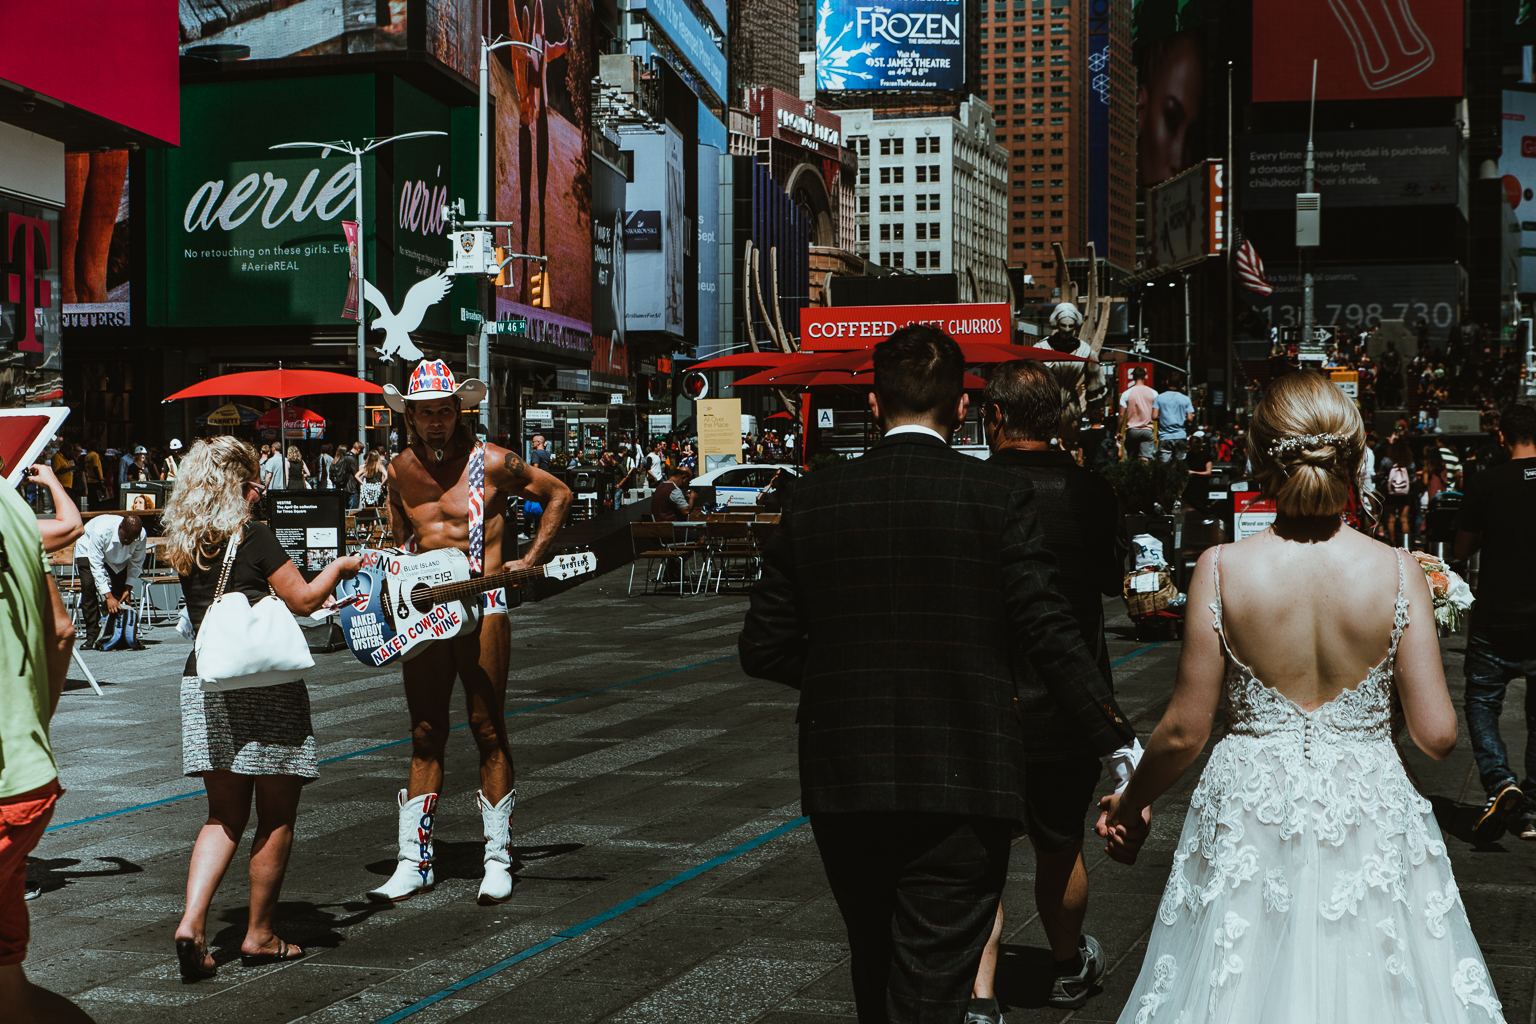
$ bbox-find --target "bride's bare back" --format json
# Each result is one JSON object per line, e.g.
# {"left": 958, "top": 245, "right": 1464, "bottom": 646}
{"left": 1216, "top": 527, "right": 1404, "bottom": 710}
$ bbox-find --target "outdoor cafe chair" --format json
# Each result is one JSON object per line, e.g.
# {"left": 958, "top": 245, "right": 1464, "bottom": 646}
{"left": 701, "top": 521, "right": 758, "bottom": 593}
{"left": 629, "top": 522, "right": 700, "bottom": 597}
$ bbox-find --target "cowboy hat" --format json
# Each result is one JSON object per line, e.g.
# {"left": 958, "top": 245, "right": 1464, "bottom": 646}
{"left": 383, "top": 359, "right": 488, "bottom": 414}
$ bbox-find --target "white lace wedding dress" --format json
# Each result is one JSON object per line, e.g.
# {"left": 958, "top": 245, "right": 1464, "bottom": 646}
{"left": 1117, "top": 547, "right": 1505, "bottom": 1023}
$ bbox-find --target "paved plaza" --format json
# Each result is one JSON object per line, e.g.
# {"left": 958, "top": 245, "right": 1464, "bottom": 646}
{"left": 26, "top": 578, "right": 1536, "bottom": 1023}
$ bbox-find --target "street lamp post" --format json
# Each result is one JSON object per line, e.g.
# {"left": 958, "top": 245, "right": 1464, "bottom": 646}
{"left": 270, "top": 132, "right": 446, "bottom": 455}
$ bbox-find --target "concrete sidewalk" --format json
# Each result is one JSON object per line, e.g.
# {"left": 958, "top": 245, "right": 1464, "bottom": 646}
{"left": 26, "top": 585, "right": 1535, "bottom": 1024}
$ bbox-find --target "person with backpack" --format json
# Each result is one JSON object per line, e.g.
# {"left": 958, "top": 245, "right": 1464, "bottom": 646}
{"left": 331, "top": 442, "right": 360, "bottom": 509}
{"left": 1383, "top": 436, "right": 1414, "bottom": 547}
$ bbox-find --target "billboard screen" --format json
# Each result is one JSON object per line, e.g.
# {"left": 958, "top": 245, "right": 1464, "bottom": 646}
{"left": 0, "top": 200, "right": 62, "bottom": 406}
{"left": 488, "top": 0, "right": 594, "bottom": 330}
{"left": 1501, "top": 91, "right": 1536, "bottom": 294}
{"left": 61, "top": 152, "right": 132, "bottom": 329}
{"left": 1242, "top": 128, "right": 1460, "bottom": 211}
{"left": 147, "top": 77, "right": 374, "bottom": 328}
{"left": 1145, "top": 159, "right": 1222, "bottom": 271}
{"left": 631, "top": 0, "right": 728, "bottom": 99}
{"left": 815, "top": 0, "right": 965, "bottom": 92}
{"left": 1252, "top": 0, "right": 1461, "bottom": 103}
{"left": 389, "top": 80, "right": 455, "bottom": 337}
{"left": 623, "top": 127, "right": 686, "bottom": 337}
{"left": 1254, "top": 264, "right": 1462, "bottom": 346}
{"left": 1132, "top": 3, "right": 1205, "bottom": 187}
{"left": 591, "top": 153, "right": 627, "bottom": 352}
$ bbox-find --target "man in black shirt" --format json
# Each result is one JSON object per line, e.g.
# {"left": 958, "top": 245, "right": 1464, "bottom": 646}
{"left": 1455, "top": 402, "right": 1536, "bottom": 842}
{"left": 971, "top": 358, "right": 1131, "bottom": 1015}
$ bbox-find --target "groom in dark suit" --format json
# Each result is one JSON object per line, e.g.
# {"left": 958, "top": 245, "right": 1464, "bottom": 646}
{"left": 739, "top": 326, "right": 1137, "bottom": 1024}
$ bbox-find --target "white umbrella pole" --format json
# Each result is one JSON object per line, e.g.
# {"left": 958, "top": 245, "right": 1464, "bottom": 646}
{"left": 277, "top": 361, "right": 287, "bottom": 489}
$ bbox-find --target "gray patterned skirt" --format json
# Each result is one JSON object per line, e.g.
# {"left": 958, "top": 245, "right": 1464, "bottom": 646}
{"left": 180, "top": 676, "right": 319, "bottom": 780}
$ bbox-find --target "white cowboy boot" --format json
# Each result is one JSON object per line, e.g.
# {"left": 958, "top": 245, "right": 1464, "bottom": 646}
{"left": 476, "top": 789, "right": 517, "bottom": 905}
{"left": 367, "top": 789, "right": 437, "bottom": 902}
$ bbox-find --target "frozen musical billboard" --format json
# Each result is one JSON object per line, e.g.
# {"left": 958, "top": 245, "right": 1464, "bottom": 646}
{"left": 815, "top": 0, "right": 965, "bottom": 92}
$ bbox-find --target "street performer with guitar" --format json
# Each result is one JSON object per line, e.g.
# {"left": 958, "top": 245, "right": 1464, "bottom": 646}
{"left": 365, "top": 360, "right": 572, "bottom": 906}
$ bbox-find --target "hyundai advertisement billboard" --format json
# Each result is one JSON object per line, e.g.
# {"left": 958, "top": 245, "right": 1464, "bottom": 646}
{"left": 815, "top": 0, "right": 965, "bottom": 92}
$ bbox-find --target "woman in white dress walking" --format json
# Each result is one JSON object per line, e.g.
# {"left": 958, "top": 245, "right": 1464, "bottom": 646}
{"left": 1101, "top": 371, "right": 1505, "bottom": 1023}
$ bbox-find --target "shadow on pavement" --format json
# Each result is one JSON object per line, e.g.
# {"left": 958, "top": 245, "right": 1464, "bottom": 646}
{"left": 26, "top": 855, "right": 142, "bottom": 895}
{"left": 362, "top": 841, "right": 588, "bottom": 882}
{"left": 1429, "top": 794, "right": 1515, "bottom": 851}
{"left": 994, "top": 942, "right": 1104, "bottom": 1010}
{"left": 210, "top": 899, "right": 393, "bottom": 954}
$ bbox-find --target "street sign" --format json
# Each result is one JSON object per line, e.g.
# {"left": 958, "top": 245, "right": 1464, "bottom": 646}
{"left": 816, "top": 408, "right": 836, "bottom": 429}
{"left": 490, "top": 319, "right": 528, "bottom": 335}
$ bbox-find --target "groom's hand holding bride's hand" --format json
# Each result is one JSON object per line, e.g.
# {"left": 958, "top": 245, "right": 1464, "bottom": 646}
{"left": 1096, "top": 793, "right": 1152, "bottom": 865}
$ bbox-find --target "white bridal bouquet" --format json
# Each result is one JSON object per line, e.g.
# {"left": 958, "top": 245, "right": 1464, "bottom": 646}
{"left": 1410, "top": 551, "right": 1475, "bottom": 633}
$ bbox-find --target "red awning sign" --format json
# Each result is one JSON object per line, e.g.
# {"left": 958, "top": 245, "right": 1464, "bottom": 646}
{"left": 799, "top": 302, "right": 1013, "bottom": 350}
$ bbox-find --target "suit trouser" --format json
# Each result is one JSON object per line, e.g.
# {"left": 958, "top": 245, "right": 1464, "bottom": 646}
{"left": 811, "top": 812, "right": 1010, "bottom": 1024}
{"left": 76, "top": 560, "right": 129, "bottom": 643}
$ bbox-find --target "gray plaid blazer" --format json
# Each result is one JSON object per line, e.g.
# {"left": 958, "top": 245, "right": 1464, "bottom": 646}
{"left": 739, "top": 432, "right": 1134, "bottom": 824}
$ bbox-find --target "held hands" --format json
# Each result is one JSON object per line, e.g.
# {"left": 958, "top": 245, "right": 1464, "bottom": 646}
{"left": 1096, "top": 792, "right": 1153, "bottom": 865}
{"left": 333, "top": 554, "right": 363, "bottom": 581}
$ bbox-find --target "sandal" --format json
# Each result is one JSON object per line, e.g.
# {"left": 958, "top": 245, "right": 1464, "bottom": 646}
{"left": 239, "top": 938, "right": 306, "bottom": 967}
{"left": 175, "top": 938, "right": 217, "bottom": 982}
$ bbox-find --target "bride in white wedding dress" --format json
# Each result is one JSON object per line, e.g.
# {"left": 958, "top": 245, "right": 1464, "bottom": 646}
{"left": 1100, "top": 371, "right": 1505, "bottom": 1023}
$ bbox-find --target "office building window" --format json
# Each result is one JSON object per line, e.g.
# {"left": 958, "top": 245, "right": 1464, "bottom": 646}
{"left": 893, "top": 223, "right": 905, "bottom": 240}
{"left": 1032, "top": 241, "right": 1044, "bottom": 249}
{"left": 929, "top": 165, "right": 940, "bottom": 182}
{"left": 879, "top": 251, "right": 890, "bottom": 264}
{"left": 892, "top": 251, "right": 905, "bottom": 268}
{"left": 857, "top": 138, "right": 870, "bottom": 156}
{"left": 930, "top": 223, "right": 941, "bottom": 240}
{"left": 859, "top": 224, "right": 870, "bottom": 241}
{"left": 929, "top": 250, "right": 940, "bottom": 267}
{"left": 893, "top": 167, "right": 904, "bottom": 183}
{"left": 916, "top": 194, "right": 928, "bottom": 212}
{"left": 880, "top": 138, "right": 891, "bottom": 155}
{"left": 1050, "top": 226, "right": 1062, "bottom": 234}
{"left": 880, "top": 195, "right": 891, "bottom": 213}
{"left": 860, "top": 166, "right": 869, "bottom": 185}
{"left": 929, "top": 137, "right": 940, "bottom": 154}
{"left": 879, "top": 223, "right": 891, "bottom": 241}
{"left": 929, "top": 193, "right": 940, "bottom": 210}
{"left": 916, "top": 223, "right": 928, "bottom": 241}
{"left": 859, "top": 195, "right": 870, "bottom": 213}
{"left": 1050, "top": 193, "right": 1063, "bottom": 202}
{"left": 894, "top": 195, "right": 904, "bottom": 212}
{"left": 880, "top": 167, "right": 891, "bottom": 184}
{"left": 1032, "top": 226, "right": 1044, "bottom": 235}
{"left": 915, "top": 137, "right": 927, "bottom": 154}
{"left": 916, "top": 251, "right": 928, "bottom": 269}
{"left": 916, "top": 166, "right": 928, "bottom": 183}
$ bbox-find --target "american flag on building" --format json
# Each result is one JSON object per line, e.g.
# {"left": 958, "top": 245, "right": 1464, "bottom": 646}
{"left": 1234, "top": 231, "right": 1272, "bottom": 297}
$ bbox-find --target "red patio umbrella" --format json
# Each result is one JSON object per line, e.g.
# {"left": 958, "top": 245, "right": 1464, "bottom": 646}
{"left": 688, "top": 351, "right": 800, "bottom": 371}
{"left": 164, "top": 367, "right": 382, "bottom": 488}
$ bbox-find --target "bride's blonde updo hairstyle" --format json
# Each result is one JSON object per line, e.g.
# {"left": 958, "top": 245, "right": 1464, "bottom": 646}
{"left": 1247, "top": 369, "right": 1365, "bottom": 518}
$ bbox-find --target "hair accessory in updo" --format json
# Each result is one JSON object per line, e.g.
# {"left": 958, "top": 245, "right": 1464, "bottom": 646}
{"left": 1266, "top": 432, "right": 1353, "bottom": 459}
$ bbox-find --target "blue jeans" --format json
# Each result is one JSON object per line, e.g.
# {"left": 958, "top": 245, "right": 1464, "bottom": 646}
{"left": 1463, "top": 628, "right": 1536, "bottom": 800}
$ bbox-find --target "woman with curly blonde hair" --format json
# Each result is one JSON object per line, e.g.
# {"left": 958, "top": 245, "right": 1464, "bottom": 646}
{"left": 160, "top": 437, "right": 358, "bottom": 981}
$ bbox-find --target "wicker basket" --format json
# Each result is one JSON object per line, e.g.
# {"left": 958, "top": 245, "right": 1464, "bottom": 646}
{"left": 1124, "top": 567, "right": 1178, "bottom": 617}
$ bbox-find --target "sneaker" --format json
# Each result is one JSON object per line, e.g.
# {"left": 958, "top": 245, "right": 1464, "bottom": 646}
{"left": 1473, "top": 783, "right": 1524, "bottom": 843}
{"left": 964, "top": 998, "right": 1004, "bottom": 1024}
{"left": 1047, "top": 934, "right": 1104, "bottom": 1009}
{"left": 1510, "top": 809, "right": 1536, "bottom": 841}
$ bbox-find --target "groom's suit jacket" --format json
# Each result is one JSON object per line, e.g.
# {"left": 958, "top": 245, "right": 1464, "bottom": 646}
{"left": 739, "top": 431, "right": 1134, "bottom": 826}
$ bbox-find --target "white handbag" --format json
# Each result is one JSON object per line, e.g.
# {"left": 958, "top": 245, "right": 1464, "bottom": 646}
{"left": 195, "top": 529, "right": 314, "bottom": 691}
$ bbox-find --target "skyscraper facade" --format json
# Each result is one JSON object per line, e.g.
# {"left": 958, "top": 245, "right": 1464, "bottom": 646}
{"left": 979, "top": 0, "right": 1134, "bottom": 293}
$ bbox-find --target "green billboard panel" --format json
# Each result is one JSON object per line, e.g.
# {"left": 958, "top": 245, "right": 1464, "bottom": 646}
{"left": 148, "top": 76, "right": 376, "bottom": 327}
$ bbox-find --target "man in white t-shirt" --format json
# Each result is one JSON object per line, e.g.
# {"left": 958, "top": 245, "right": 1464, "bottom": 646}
{"left": 260, "top": 446, "right": 285, "bottom": 488}
{"left": 644, "top": 443, "right": 667, "bottom": 484}
{"left": 1119, "top": 367, "right": 1158, "bottom": 460}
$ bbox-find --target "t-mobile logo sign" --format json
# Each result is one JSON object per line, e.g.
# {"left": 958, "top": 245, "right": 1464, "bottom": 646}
{"left": 6, "top": 213, "right": 52, "bottom": 353}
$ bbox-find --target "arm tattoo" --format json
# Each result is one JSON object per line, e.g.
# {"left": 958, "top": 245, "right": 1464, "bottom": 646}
{"left": 503, "top": 452, "right": 528, "bottom": 477}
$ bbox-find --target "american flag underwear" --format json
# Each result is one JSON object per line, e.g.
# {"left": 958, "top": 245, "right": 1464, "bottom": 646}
{"left": 402, "top": 443, "right": 506, "bottom": 614}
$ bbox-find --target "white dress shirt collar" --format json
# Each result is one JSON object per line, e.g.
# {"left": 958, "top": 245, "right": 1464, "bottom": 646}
{"left": 884, "top": 424, "right": 948, "bottom": 443}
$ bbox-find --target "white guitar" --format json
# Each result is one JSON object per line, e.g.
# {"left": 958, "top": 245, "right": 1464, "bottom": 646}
{"left": 337, "top": 548, "right": 597, "bottom": 667}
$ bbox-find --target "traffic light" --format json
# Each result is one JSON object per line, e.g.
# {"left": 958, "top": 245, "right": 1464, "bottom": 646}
{"left": 493, "top": 247, "right": 509, "bottom": 287}
{"left": 682, "top": 370, "right": 709, "bottom": 401}
{"left": 528, "top": 269, "right": 552, "bottom": 309}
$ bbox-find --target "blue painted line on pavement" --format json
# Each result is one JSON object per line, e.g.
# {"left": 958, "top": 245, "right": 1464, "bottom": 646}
{"left": 371, "top": 815, "right": 811, "bottom": 1024}
{"left": 1111, "top": 642, "right": 1164, "bottom": 668}
{"left": 44, "top": 654, "right": 742, "bottom": 834}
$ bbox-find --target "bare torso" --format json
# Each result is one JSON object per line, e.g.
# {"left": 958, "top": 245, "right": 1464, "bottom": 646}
{"left": 387, "top": 442, "right": 509, "bottom": 570}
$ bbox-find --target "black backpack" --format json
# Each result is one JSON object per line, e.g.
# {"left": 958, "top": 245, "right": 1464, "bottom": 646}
{"left": 330, "top": 454, "right": 352, "bottom": 488}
